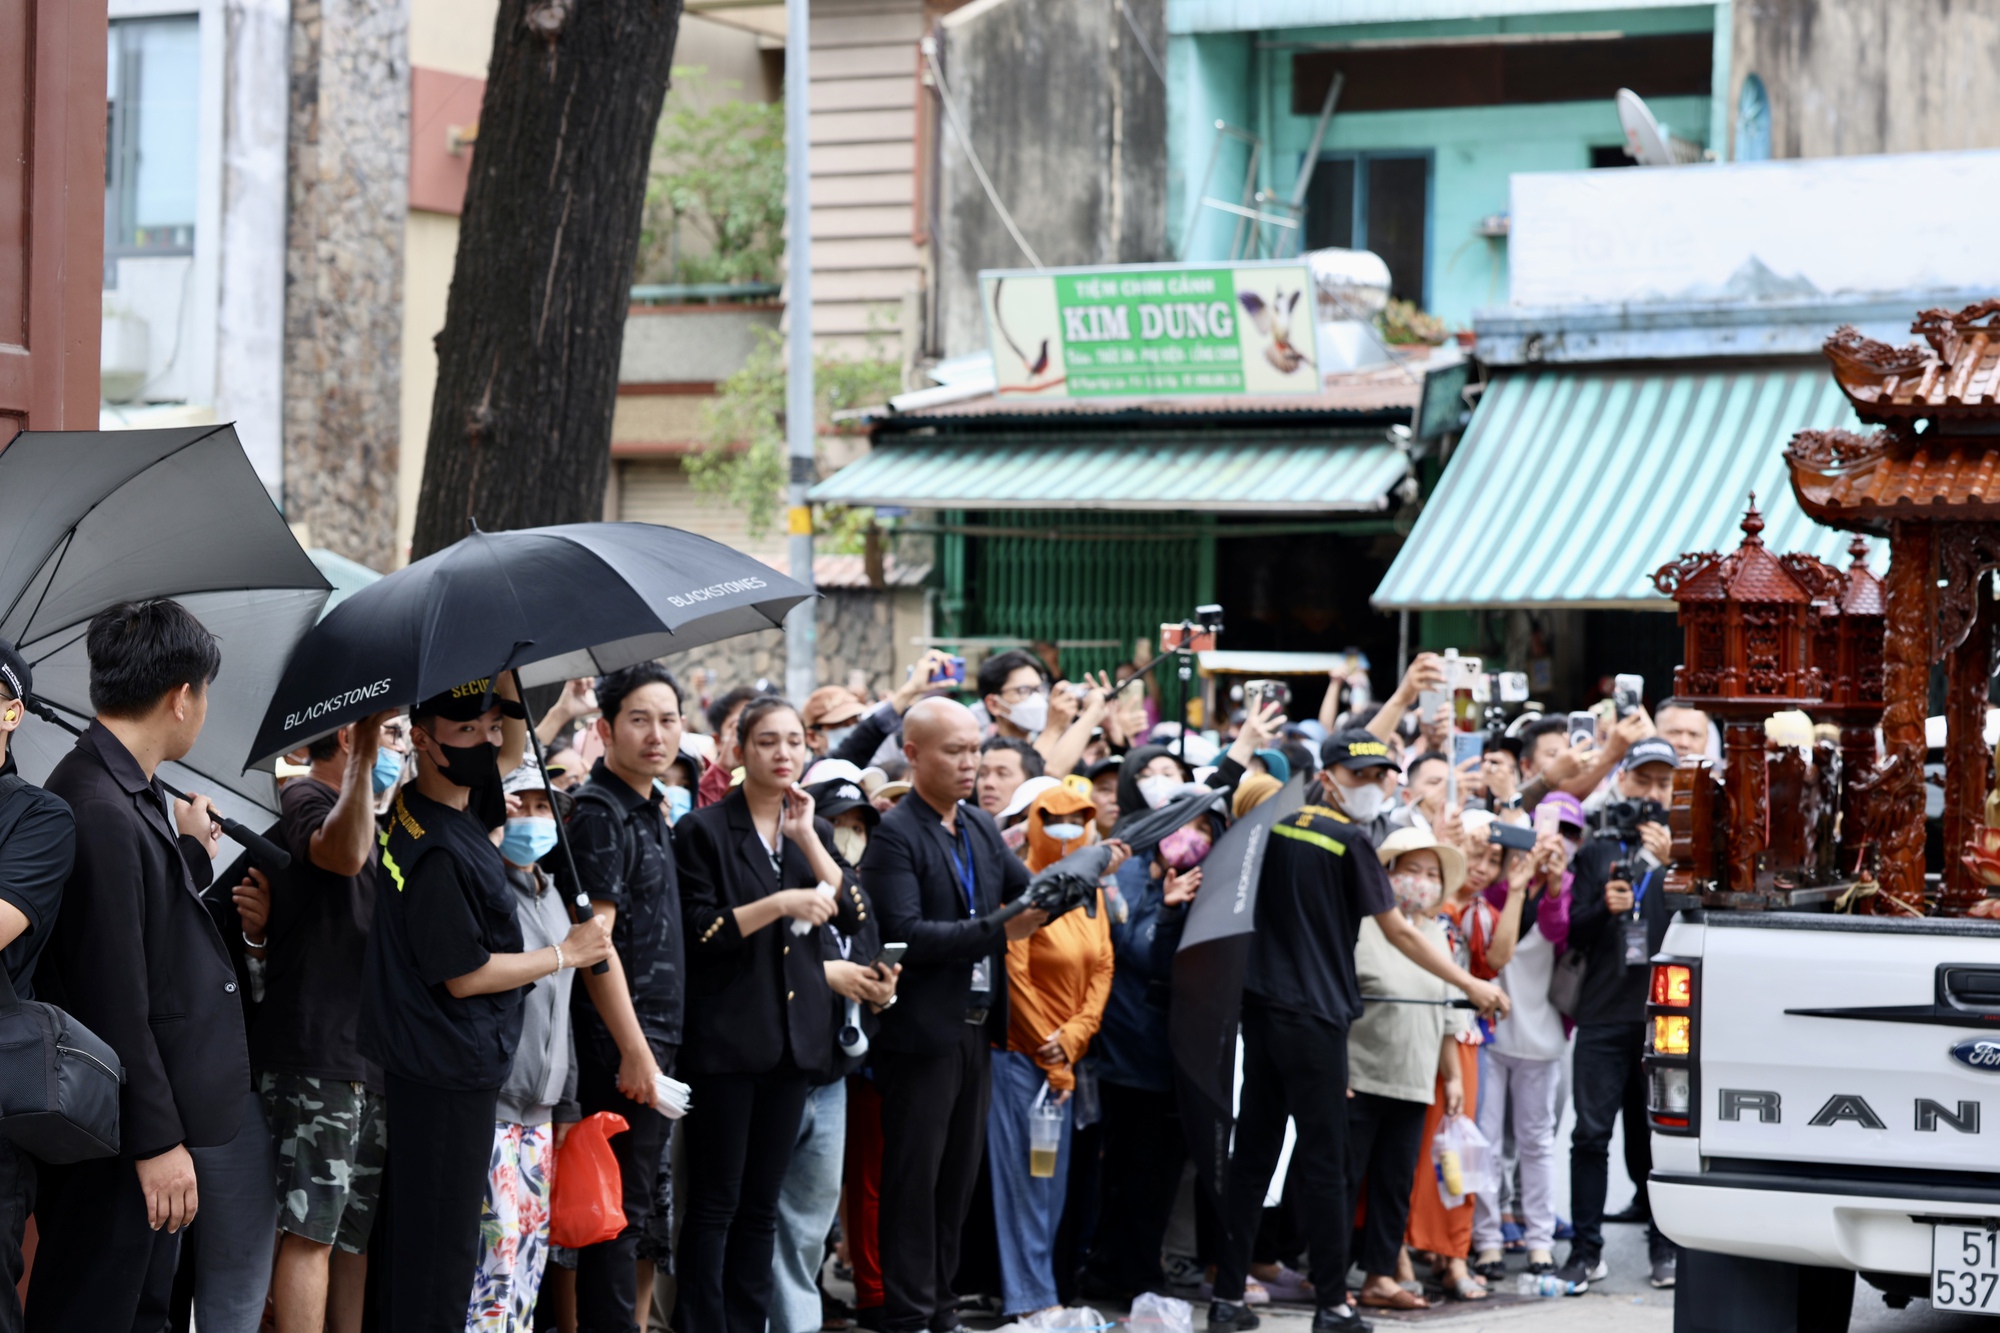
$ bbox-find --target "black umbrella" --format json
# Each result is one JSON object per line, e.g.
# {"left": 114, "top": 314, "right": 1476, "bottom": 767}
{"left": 248, "top": 522, "right": 811, "bottom": 763}
{"left": 0, "top": 425, "right": 330, "bottom": 845}
{"left": 1170, "top": 774, "right": 1306, "bottom": 1201}
{"left": 247, "top": 521, "right": 813, "bottom": 972}
{"left": 1107, "top": 783, "right": 1231, "bottom": 854}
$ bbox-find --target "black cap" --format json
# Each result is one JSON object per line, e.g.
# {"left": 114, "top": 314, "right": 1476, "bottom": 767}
{"left": 1084, "top": 755, "right": 1123, "bottom": 781}
{"left": 807, "top": 777, "right": 878, "bottom": 827}
{"left": 1319, "top": 728, "right": 1401, "bottom": 773}
{"left": 415, "top": 677, "right": 527, "bottom": 723}
{"left": 0, "top": 639, "right": 27, "bottom": 703}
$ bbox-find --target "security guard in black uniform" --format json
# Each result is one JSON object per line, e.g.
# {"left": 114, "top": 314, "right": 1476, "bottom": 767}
{"left": 359, "top": 680, "right": 612, "bottom": 1331}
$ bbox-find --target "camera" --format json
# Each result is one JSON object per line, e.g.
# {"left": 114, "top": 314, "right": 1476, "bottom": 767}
{"left": 1593, "top": 797, "right": 1669, "bottom": 845}
{"left": 1242, "top": 679, "right": 1291, "bottom": 713}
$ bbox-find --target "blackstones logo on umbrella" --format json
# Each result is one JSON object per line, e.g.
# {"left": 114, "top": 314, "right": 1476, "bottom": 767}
{"left": 285, "top": 678, "right": 394, "bottom": 732}
{"left": 666, "top": 576, "right": 768, "bottom": 609}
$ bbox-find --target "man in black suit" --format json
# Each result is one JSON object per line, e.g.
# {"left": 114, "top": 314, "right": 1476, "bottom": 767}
{"left": 29, "top": 600, "right": 248, "bottom": 1330}
{"left": 862, "top": 698, "right": 1047, "bottom": 1333}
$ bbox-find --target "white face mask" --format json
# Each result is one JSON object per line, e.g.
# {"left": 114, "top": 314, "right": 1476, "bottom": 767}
{"left": 1332, "top": 774, "right": 1390, "bottom": 821}
{"left": 1043, "top": 822, "right": 1086, "bottom": 841}
{"left": 1007, "top": 691, "right": 1049, "bottom": 734}
{"left": 833, "top": 825, "right": 868, "bottom": 866}
{"left": 1137, "top": 774, "right": 1180, "bottom": 810}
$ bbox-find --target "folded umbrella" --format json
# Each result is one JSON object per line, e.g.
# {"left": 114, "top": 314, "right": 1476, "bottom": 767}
{"left": 0, "top": 425, "right": 330, "bottom": 838}
{"left": 1170, "top": 774, "right": 1305, "bottom": 1201}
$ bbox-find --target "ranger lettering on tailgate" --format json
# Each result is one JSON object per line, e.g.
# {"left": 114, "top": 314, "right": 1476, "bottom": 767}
{"left": 1717, "top": 1089, "right": 1981, "bottom": 1132}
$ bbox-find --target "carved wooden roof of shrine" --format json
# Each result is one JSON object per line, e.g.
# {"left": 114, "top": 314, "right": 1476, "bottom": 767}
{"left": 1785, "top": 426, "right": 2000, "bottom": 526}
{"left": 1837, "top": 537, "right": 1886, "bottom": 616}
{"left": 1824, "top": 300, "right": 2000, "bottom": 422}
{"left": 1652, "top": 500, "right": 1817, "bottom": 604}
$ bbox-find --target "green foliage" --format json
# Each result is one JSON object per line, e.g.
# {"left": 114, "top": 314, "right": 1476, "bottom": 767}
{"left": 636, "top": 70, "right": 786, "bottom": 286}
{"left": 688, "top": 328, "right": 904, "bottom": 545}
{"left": 1376, "top": 298, "right": 1449, "bottom": 346}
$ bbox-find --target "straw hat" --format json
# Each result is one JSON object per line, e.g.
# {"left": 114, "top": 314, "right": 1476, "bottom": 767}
{"left": 1375, "top": 825, "right": 1467, "bottom": 898}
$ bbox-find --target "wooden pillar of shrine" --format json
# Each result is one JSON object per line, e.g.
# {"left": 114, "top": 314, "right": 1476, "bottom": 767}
{"left": 1874, "top": 519, "right": 1934, "bottom": 914}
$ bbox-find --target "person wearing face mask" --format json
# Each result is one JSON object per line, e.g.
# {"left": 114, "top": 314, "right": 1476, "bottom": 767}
{"left": 771, "top": 778, "right": 896, "bottom": 1333}
{"left": 1343, "top": 829, "right": 1479, "bottom": 1313}
{"left": 978, "top": 650, "right": 1053, "bottom": 745}
{"left": 468, "top": 761, "right": 582, "bottom": 1331}
{"left": 987, "top": 786, "right": 1117, "bottom": 1318}
{"left": 803, "top": 686, "right": 870, "bottom": 761}
{"left": 660, "top": 751, "right": 704, "bottom": 827}
{"left": 359, "top": 681, "right": 613, "bottom": 1331}
{"left": 1078, "top": 796, "right": 1224, "bottom": 1305}
{"left": 1210, "top": 731, "right": 1507, "bottom": 1333}
{"left": 247, "top": 706, "right": 400, "bottom": 1333}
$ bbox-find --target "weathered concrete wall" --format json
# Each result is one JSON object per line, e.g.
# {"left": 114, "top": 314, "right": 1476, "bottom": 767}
{"left": 661, "top": 587, "right": 917, "bottom": 705}
{"left": 1734, "top": 0, "right": 2000, "bottom": 158}
{"left": 934, "top": 0, "right": 1167, "bottom": 359}
{"left": 284, "top": 0, "right": 409, "bottom": 570}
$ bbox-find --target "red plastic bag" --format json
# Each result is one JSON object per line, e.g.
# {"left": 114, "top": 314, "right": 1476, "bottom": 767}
{"left": 549, "top": 1111, "right": 629, "bottom": 1248}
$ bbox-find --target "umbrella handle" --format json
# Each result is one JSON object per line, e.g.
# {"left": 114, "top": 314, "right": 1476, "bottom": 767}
{"left": 513, "top": 670, "right": 611, "bottom": 977}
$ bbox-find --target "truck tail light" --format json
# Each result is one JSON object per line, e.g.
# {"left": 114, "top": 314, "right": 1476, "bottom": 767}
{"left": 1644, "top": 956, "right": 1699, "bottom": 1136}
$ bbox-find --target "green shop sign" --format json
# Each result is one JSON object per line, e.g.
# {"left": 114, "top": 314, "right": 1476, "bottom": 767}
{"left": 981, "top": 261, "right": 1320, "bottom": 400}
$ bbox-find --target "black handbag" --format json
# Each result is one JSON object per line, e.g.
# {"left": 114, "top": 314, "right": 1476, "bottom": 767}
{"left": 0, "top": 777, "right": 124, "bottom": 1162}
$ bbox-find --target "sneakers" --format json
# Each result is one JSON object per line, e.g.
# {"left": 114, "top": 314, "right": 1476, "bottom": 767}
{"left": 1553, "top": 1250, "right": 1607, "bottom": 1287}
{"left": 1163, "top": 1255, "right": 1203, "bottom": 1288}
{"left": 1650, "top": 1250, "right": 1678, "bottom": 1289}
{"left": 1207, "top": 1300, "right": 1260, "bottom": 1332}
{"left": 1310, "top": 1307, "right": 1372, "bottom": 1332}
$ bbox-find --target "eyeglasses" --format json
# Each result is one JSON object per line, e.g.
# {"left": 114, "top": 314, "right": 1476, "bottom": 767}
{"left": 998, "top": 683, "right": 1045, "bottom": 701}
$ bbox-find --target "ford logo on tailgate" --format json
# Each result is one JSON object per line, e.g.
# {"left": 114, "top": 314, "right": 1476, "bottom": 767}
{"left": 1950, "top": 1038, "right": 2000, "bottom": 1071}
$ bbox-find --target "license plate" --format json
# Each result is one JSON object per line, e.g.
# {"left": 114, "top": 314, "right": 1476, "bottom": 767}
{"left": 1933, "top": 1224, "right": 2000, "bottom": 1315}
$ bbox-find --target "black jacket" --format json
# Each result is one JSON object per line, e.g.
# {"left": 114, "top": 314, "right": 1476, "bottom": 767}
{"left": 1566, "top": 837, "right": 1673, "bottom": 1028}
{"left": 673, "top": 788, "right": 868, "bottom": 1077}
{"left": 861, "top": 791, "right": 1028, "bottom": 1056}
{"left": 39, "top": 723, "right": 250, "bottom": 1157}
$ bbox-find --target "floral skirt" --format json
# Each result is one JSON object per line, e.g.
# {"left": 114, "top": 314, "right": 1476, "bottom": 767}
{"left": 467, "top": 1121, "right": 555, "bottom": 1333}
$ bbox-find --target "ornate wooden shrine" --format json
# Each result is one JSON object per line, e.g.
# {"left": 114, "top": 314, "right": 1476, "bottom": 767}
{"left": 1776, "top": 299, "right": 2000, "bottom": 915}
{"left": 1644, "top": 300, "right": 2000, "bottom": 915}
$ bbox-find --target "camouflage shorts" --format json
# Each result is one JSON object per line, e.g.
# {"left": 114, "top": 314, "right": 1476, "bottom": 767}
{"left": 259, "top": 1071, "right": 388, "bottom": 1252}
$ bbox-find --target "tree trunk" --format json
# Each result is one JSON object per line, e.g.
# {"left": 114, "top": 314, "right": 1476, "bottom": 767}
{"left": 411, "top": 0, "right": 682, "bottom": 559}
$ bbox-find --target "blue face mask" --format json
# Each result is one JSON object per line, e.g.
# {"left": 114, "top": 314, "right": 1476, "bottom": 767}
{"left": 371, "top": 748, "right": 406, "bottom": 795}
{"left": 663, "top": 786, "right": 693, "bottom": 825}
{"left": 500, "top": 817, "right": 559, "bottom": 867}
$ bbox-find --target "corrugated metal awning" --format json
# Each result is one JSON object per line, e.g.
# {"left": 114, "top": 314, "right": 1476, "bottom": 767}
{"left": 1373, "top": 362, "right": 1862, "bottom": 610}
{"left": 808, "top": 431, "right": 1411, "bottom": 512}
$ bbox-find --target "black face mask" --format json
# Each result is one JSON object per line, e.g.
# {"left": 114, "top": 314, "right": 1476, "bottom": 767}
{"left": 433, "top": 739, "right": 502, "bottom": 791}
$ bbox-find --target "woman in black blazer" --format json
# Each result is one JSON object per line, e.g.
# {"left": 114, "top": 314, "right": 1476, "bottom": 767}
{"left": 673, "top": 696, "right": 869, "bottom": 1333}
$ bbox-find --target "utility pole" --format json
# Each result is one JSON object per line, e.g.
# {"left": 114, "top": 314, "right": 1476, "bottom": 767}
{"left": 782, "top": 0, "right": 817, "bottom": 704}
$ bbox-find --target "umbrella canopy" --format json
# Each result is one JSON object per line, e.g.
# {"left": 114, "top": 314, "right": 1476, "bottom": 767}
{"left": 0, "top": 425, "right": 330, "bottom": 824}
{"left": 1170, "top": 774, "right": 1306, "bottom": 1200}
{"left": 1108, "top": 783, "right": 1231, "bottom": 854}
{"left": 249, "top": 522, "right": 812, "bottom": 764}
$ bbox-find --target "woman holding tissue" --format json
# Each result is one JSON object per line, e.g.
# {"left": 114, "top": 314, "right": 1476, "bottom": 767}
{"left": 987, "top": 785, "right": 1117, "bottom": 1317}
{"left": 673, "top": 696, "right": 872, "bottom": 1333}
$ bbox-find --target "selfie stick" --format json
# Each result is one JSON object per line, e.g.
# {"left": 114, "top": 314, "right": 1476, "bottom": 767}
{"left": 18, "top": 694, "right": 292, "bottom": 871}
{"left": 510, "top": 668, "right": 611, "bottom": 976}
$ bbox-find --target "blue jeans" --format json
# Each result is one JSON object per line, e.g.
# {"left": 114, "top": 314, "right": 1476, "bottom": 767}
{"left": 770, "top": 1081, "right": 848, "bottom": 1333}
{"left": 986, "top": 1051, "right": 1071, "bottom": 1316}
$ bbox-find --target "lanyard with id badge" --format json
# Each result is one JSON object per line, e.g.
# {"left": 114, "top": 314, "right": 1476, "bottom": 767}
{"left": 950, "top": 825, "right": 992, "bottom": 995}
{"left": 1622, "top": 863, "right": 1656, "bottom": 967}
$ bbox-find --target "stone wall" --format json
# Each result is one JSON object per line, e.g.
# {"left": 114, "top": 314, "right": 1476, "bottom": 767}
{"left": 661, "top": 588, "right": 912, "bottom": 721}
{"left": 283, "top": 0, "right": 409, "bottom": 570}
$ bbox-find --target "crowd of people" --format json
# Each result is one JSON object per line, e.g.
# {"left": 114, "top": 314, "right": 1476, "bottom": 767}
{"left": 0, "top": 601, "right": 1703, "bottom": 1333}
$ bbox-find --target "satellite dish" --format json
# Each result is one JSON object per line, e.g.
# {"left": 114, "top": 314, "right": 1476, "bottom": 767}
{"left": 1617, "top": 88, "right": 1705, "bottom": 166}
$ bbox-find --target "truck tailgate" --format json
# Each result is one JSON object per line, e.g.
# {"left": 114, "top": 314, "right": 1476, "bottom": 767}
{"left": 1696, "top": 915, "right": 2000, "bottom": 1173}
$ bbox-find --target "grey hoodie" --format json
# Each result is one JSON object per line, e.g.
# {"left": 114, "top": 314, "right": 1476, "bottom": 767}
{"left": 497, "top": 864, "right": 580, "bottom": 1125}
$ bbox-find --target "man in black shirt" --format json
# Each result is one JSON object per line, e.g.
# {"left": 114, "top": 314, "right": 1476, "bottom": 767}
{"left": 566, "top": 663, "right": 686, "bottom": 1333}
{"left": 1211, "top": 731, "right": 1506, "bottom": 1333}
{"left": 0, "top": 640, "right": 74, "bottom": 1332}
{"left": 254, "top": 707, "right": 397, "bottom": 1333}
{"left": 865, "top": 698, "right": 1045, "bottom": 1333}
{"left": 360, "top": 680, "right": 611, "bottom": 1330}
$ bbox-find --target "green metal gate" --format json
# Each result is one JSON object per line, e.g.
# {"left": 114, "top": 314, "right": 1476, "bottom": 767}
{"left": 940, "top": 511, "right": 1210, "bottom": 678}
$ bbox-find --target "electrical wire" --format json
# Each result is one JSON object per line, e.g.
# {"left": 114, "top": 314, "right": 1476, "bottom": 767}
{"left": 923, "top": 46, "right": 1044, "bottom": 270}
{"left": 1114, "top": 0, "right": 1165, "bottom": 83}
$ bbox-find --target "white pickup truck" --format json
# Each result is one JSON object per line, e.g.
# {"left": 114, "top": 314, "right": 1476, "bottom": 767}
{"left": 1648, "top": 911, "right": 2000, "bottom": 1331}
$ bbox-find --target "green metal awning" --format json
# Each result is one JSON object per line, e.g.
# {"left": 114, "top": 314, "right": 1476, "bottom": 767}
{"left": 1373, "top": 363, "right": 1862, "bottom": 611}
{"left": 808, "top": 430, "right": 1411, "bottom": 513}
